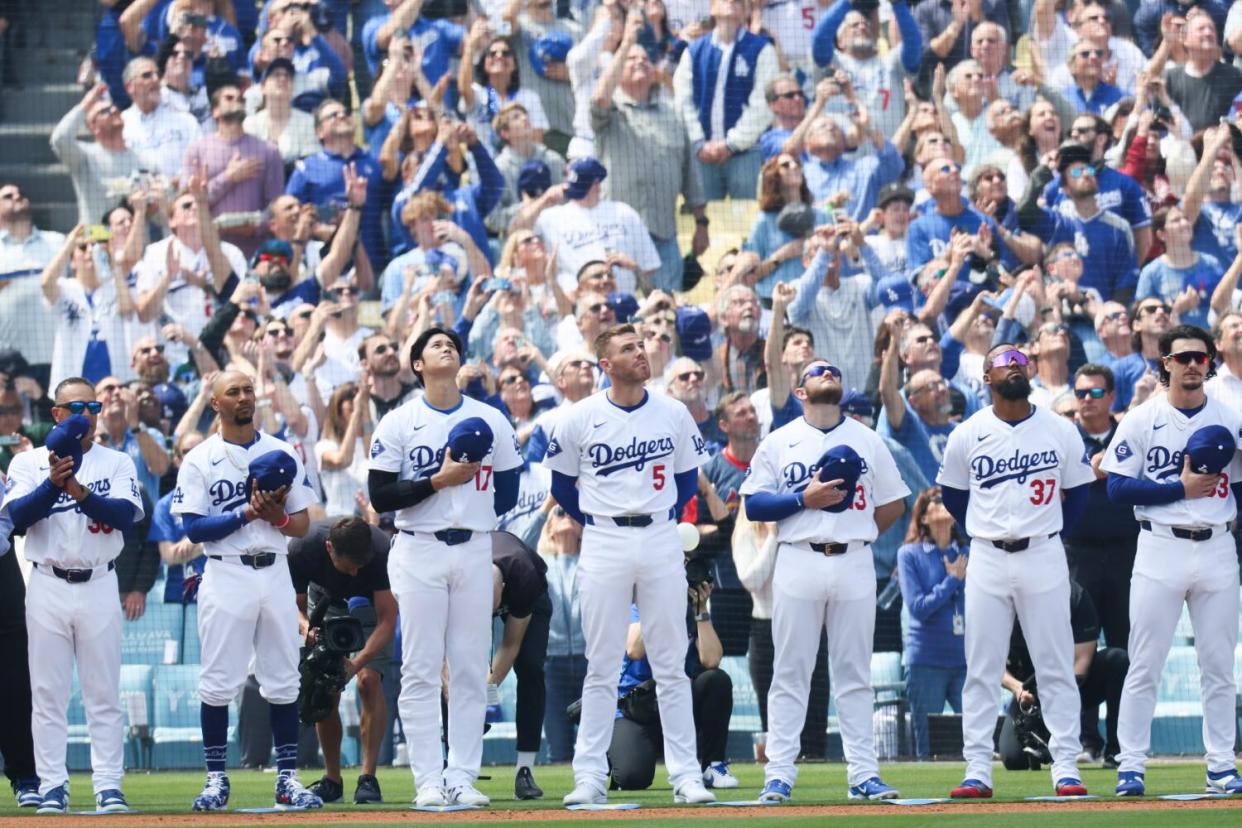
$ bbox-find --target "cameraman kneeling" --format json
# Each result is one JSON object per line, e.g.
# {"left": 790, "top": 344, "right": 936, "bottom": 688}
{"left": 289, "top": 517, "right": 397, "bottom": 804}
{"left": 607, "top": 577, "right": 735, "bottom": 791}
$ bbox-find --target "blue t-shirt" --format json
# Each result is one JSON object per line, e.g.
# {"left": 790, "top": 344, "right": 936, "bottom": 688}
{"left": 876, "top": 397, "right": 957, "bottom": 484}
{"left": 905, "top": 205, "right": 998, "bottom": 280}
{"left": 1104, "top": 351, "right": 1149, "bottom": 413}
{"left": 286, "top": 148, "right": 389, "bottom": 270}
{"left": 1136, "top": 254, "right": 1223, "bottom": 330}
{"left": 1040, "top": 165, "right": 1152, "bottom": 232}
{"left": 616, "top": 605, "right": 699, "bottom": 714}
{"left": 1026, "top": 205, "right": 1139, "bottom": 300}
{"left": 896, "top": 540, "right": 967, "bottom": 669}
{"left": 361, "top": 14, "right": 463, "bottom": 85}
{"left": 147, "top": 490, "right": 204, "bottom": 604}
{"left": 1192, "top": 202, "right": 1242, "bottom": 266}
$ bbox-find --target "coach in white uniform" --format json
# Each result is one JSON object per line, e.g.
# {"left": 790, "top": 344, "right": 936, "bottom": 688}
{"left": 544, "top": 323, "right": 715, "bottom": 807}
{"left": 172, "top": 371, "right": 319, "bottom": 812}
{"left": 741, "top": 359, "right": 909, "bottom": 803}
{"left": 937, "top": 344, "right": 1095, "bottom": 799}
{"left": 1101, "top": 324, "right": 1242, "bottom": 796}
{"left": 4, "top": 379, "right": 143, "bottom": 814}
{"left": 368, "top": 327, "right": 522, "bottom": 808}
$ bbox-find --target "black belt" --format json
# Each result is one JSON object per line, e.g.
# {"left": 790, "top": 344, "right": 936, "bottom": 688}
{"left": 401, "top": 528, "right": 474, "bottom": 546}
{"left": 584, "top": 508, "right": 677, "bottom": 528}
{"left": 209, "top": 553, "right": 277, "bottom": 569}
{"left": 37, "top": 560, "right": 115, "bottom": 583}
{"left": 1139, "top": 521, "right": 1214, "bottom": 541}
{"left": 809, "top": 541, "right": 849, "bottom": 556}
{"left": 989, "top": 533, "right": 1057, "bottom": 553}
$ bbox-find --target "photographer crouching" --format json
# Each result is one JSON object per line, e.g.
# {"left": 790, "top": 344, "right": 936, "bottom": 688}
{"left": 289, "top": 517, "right": 397, "bottom": 804}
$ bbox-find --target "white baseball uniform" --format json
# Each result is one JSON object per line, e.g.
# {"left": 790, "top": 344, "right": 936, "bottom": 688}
{"left": 1099, "top": 393, "right": 1242, "bottom": 776}
{"left": 739, "top": 416, "right": 909, "bottom": 788}
{"left": 543, "top": 389, "right": 706, "bottom": 791}
{"left": 4, "top": 445, "right": 144, "bottom": 796}
{"left": 937, "top": 405, "right": 1095, "bottom": 789}
{"left": 172, "top": 433, "right": 318, "bottom": 707}
{"left": 368, "top": 395, "right": 521, "bottom": 794}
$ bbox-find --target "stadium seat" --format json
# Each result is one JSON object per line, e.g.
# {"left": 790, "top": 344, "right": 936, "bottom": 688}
{"left": 871, "top": 651, "right": 904, "bottom": 703}
{"left": 181, "top": 603, "right": 201, "bottom": 664}
{"left": 720, "top": 655, "right": 761, "bottom": 732}
{"left": 121, "top": 604, "right": 185, "bottom": 665}
{"left": 151, "top": 664, "right": 238, "bottom": 769}
{"left": 120, "top": 664, "right": 154, "bottom": 769}
{"left": 1151, "top": 646, "right": 1203, "bottom": 756}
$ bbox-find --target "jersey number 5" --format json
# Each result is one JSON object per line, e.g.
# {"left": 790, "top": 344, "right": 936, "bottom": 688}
{"left": 1029, "top": 478, "right": 1057, "bottom": 506}
{"left": 652, "top": 464, "right": 666, "bottom": 490}
{"left": 474, "top": 465, "right": 493, "bottom": 491}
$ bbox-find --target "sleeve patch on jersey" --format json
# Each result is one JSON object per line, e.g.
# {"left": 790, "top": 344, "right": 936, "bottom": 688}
{"left": 693, "top": 435, "right": 707, "bottom": 455}
{"left": 172, "top": 487, "right": 185, "bottom": 504}
{"left": 1114, "top": 440, "right": 1132, "bottom": 461}
{"left": 132, "top": 479, "right": 140, "bottom": 499}
{"left": 370, "top": 439, "right": 385, "bottom": 459}
{"left": 546, "top": 438, "right": 562, "bottom": 458}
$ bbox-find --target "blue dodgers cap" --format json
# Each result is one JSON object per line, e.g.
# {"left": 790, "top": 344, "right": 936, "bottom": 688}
{"left": 607, "top": 291, "right": 639, "bottom": 323}
{"left": 945, "top": 280, "right": 984, "bottom": 320}
{"left": 675, "top": 305, "right": 713, "bottom": 362}
{"left": 447, "top": 416, "right": 494, "bottom": 463}
{"left": 875, "top": 275, "right": 914, "bottom": 312}
{"left": 529, "top": 32, "right": 573, "bottom": 77}
{"left": 815, "top": 444, "right": 864, "bottom": 513}
{"left": 152, "top": 382, "right": 188, "bottom": 425}
{"left": 840, "top": 389, "right": 874, "bottom": 419}
{"left": 246, "top": 449, "right": 298, "bottom": 494}
{"left": 517, "top": 160, "right": 552, "bottom": 198}
{"left": 45, "top": 414, "right": 91, "bottom": 474}
{"left": 1185, "top": 425, "right": 1236, "bottom": 475}
{"left": 564, "top": 157, "right": 607, "bottom": 200}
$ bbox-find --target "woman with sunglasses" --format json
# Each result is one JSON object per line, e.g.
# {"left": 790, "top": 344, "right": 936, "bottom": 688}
{"left": 745, "top": 153, "right": 828, "bottom": 302}
{"left": 497, "top": 367, "right": 538, "bottom": 447}
{"left": 364, "top": 36, "right": 439, "bottom": 161}
{"left": 458, "top": 22, "right": 548, "bottom": 153}
{"left": 896, "top": 486, "right": 968, "bottom": 759}
{"left": 316, "top": 380, "right": 372, "bottom": 517}
{"left": 1015, "top": 100, "right": 1063, "bottom": 203}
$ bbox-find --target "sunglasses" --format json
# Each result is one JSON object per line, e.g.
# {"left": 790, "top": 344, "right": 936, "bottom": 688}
{"left": 778, "top": 160, "right": 799, "bottom": 170}
{"left": 326, "top": 286, "right": 360, "bottom": 299}
{"left": 773, "top": 90, "right": 805, "bottom": 101}
{"left": 911, "top": 379, "right": 948, "bottom": 395}
{"left": 1137, "top": 303, "right": 1170, "bottom": 316}
{"left": 587, "top": 303, "right": 611, "bottom": 314}
{"left": 487, "top": 48, "right": 513, "bottom": 58}
{"left": 317, "top": 109, "right": 348, "bottom": 124}
{"left": 979, "top": 171, "right": 1005, "bottom": 182}
{"left": 500, "top": 374, "right": 528, "bottom": 386}
{"left": 371, "top": 342, "right": 398, "bottom": 355}
{"left": 293, "top": 310, "right": 313, "bottom": 320}
{"left": 912, "top": 334, "right": 935, "bottom": 345}
{"left": 936, "top": 162, "right": 960, "bottom": 175}
{"left": 136, "top": 69, "right": 158, "bottom": 80}
{"left": 56, "top": 401, "right": 104, "bottom": 415}
{"left": 801, "top": 363, "right": 842, "bottom": 383}
{"left": 1103, "top": 310, "right": 1127, "bottom": 322}
{"left": 76, "top": 242, "right": 92, "bottom": 252}
{"left": 1067, "top": 165, "right": 1095, "bottom": 179}
{"left": 1166, "top": 350, "right": 1210, "bottom": 366}
{"left": 1074, "top": 387, "right": 1107, "bottom": 399}
{"left": 676, "top": 370, "right": 705, "bottom": 382}
{"left": 565, "top": 359, "right": 595, "bottom": 370}
{"left": 1075, "top": 48, "right": 1105, "bottom": 59}
{"left": 139, "top": 344, "right": 165, "bottom": 355}
{"left": 989, "top": 349, "right": 1030, "bottom": 369}
{"left": 265, "top": 327, "right": 293, "bottom": 338}
{"left": 270, "top": 35, "right": 293, "bottom": 44}
{"left": 257, "top": 253, "right": 289, "bottom": 265}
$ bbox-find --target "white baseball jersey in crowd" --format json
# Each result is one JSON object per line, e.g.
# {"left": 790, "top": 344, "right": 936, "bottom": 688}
{"left": 1100, "top": 393, "right": 1242, "bottom": 776}
{"left": 173, "top": 432, "right": 318, "bottom": 708}
{"left": 544, "top": 389, "right": 707, "bottom": 793}
{"left": 369, "top": 394, "right": 521, "bottom": 797}
{"left": 937, "top": 404, "right": 1095, "bottom": 790}
{"left": 740, "top": 415, "right": 909, "bottom": 790}
{"left": 4, "top": 444, "right": 143, "bottom": 797}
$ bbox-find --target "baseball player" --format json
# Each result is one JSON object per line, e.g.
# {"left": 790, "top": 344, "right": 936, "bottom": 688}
{"left": 544, "top": 323, "right": 715, "bottom": 807}
{"left": 172, "top": 370, "right": 320, "bottom": 811}
{"left": 3, "top": 379, "right": 143, "bottom": 814}
{"left": 740, "top": 359, "right": 910, "bottom": 803}
{"left": 1100, "top": 324, "right": 1242, "bottom": 796}
{"left": 936, "top": 344, "right": 1095, "bottom": 799}
{"left": 367, "top": 327, "right": 521, "bottom": 808}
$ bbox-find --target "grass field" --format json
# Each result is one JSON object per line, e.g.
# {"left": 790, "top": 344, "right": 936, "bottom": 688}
{"left": 1, "top": 761, "right": 1237, "bottom": 826}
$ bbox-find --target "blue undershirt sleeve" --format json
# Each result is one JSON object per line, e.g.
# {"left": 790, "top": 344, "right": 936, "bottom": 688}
{"left": 77, "top": 494, "right": 137, "bottom": 533}
{"left": 492, "top": 468, "right": 520, "bottom": 516}
{"left": 1106, "top": 473, "right": 1185, "bottom": 506}
{"left": 182, "top": 511, "right": 248, "bottom": 544}
{"left": 744, "top": 491, "right": 804, "bottom": 522}
{"left": 7, "top": 480, "right": 61, "bottom": 532}
{"left": 940, "top": 485, "right": 970, "bottom": 532}
{"left": 1060, "top": 484, "right": 1090, "bottom": 535}
{"left": 549, "top": 471, "right": 584, "bottom": 525}
{"left": 674, "top": 470, "right": 697, "bottom": 513}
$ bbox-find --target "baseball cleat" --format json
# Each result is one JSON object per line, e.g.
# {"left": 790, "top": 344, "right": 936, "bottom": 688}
{"left": 673, "top": 779, "right": 716, "bottom": 804}
{"left": 1205, "top": 768, "right": 1242, "bottom": 794}
{"left": 702, "top": 761, "right": 739, "bottom": 789}
{"left": 759, "top": 779, "right": 792, "bottom": 802}
{"left": 1055, "top": 778, "right": 1089, "bottom": 797}
{"left": 949, "top": 778, "right": 993, "bottom": 799}
{"left": 448, "top": 784, "right": 490, "bottom": 807}
{"left": 354, "top": 773, "right": 383, "bottom": 804}
{"left": 515, "top": 767, "right": 543, "bottom": 800}
{"left": 192, "top": 773, "right": 230, "bottom": 811}
{"left": 307, "top": 776, "right": 343, "bottom": 803}
{"left": 562, "top": 780, "right": 607, "bottom": 806}
{"left": 275, "top": 772, "right": 323, "bottom": 810}
{"left": 414, "top": 786, "right": 448, "bottom": 808}
{"left": 36, "top": 785, "right": 69, "bottom": 815}
{"left": 95, "top": 789, "right": 130, "bottom": 813}
{"left": 849, "top": 776, "right": 900, "bottom": 800}
{"left": 13, "top": 778, "right": 41, "bottom": 808}
{"left": 1115, "top": 771, "right": 1145, "bottom": 797}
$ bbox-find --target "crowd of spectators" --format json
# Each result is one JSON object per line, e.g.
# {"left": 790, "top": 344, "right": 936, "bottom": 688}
{"left": 3, "top": 0, "right": 1242, "bottom": 763}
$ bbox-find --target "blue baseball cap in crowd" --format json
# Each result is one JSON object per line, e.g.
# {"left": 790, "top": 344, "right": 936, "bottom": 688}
{"left": 564, "top": 157, "right": 607, "bottom": 200}
{"left": 1185, "top": 425, "right": 1236, "bottom": 475}
{"left": 675, "top": 306, "right": 713, "bottom": 362}
{"left": 152, "top": 382, "right": 188, "bottom": 424}
{"left": 529, "top": 32, "right": 573, "bottom": 78}
{"left": 246, "top": 449, "right": 298, "bottom": 494}
{"left": 518, "top": 160, "right": 552, "bottom": 198}
{"left": 607, "top": 291, "right": 639, "bottom": 323}
{"left": 875, "top": 275, "right": 914, "bottom": 313}
{"left": 447, "top": 417, "right": 494, "bottom": 463}
{"left": 840, "top": 389, "right": 874, "bottom": 419}
{"left": 815, "top": 444, "right": 864, "bottom": 513}
{"left": 45, "top": 414, "right": 91, "bottom": 474}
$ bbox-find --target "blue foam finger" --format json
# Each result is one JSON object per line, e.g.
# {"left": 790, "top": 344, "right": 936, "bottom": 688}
{"left": 889, "top": 798, "right": 952, "bottom": 806}
{"left": 565, "top": 803, "right": 641, "bottom": 811}
{"left": 409, "top": 804, "right": 483, "bottom": 812}
{"left": 1024, "top": 795, "right": 1100, "bottom": 802}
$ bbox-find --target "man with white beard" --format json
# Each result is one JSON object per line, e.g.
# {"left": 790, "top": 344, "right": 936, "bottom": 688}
{"left": 665, "top": 357, "right": 725, "bottom": 455}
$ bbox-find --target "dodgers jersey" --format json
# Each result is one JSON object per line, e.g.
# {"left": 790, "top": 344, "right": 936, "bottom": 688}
{"left": 368, "top": 395, "right": 521, "bottom": 533}
{"left": 1099, "top": 393, "right": 1242, "bottom": 527}
{"left": 937, "top": 405, "right": 1095, "bottom": 540}
{"left": 3, "top": 445, "right": 144, "bottom": 568}
{"left": 739, "top": 416, "right": 909, "bottom": 545}
{"left": 543, "top": 390, "right": 705, "bottom": 517}
{"left": 172, "top": 432, "right": 319, "bottom": 556}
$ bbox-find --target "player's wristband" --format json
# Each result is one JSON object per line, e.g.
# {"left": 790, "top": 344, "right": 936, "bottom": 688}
{"left": 234, "top": 507, "right": 250, "bottom": 526}
{"left": 274, "top": 512, "right": 291, "bottom": 530}
{"left": 695, "top": 611, "right": 711, "bottom": 623}
{"left": 794, "top": 492, "right": 804, "bottom": 510}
